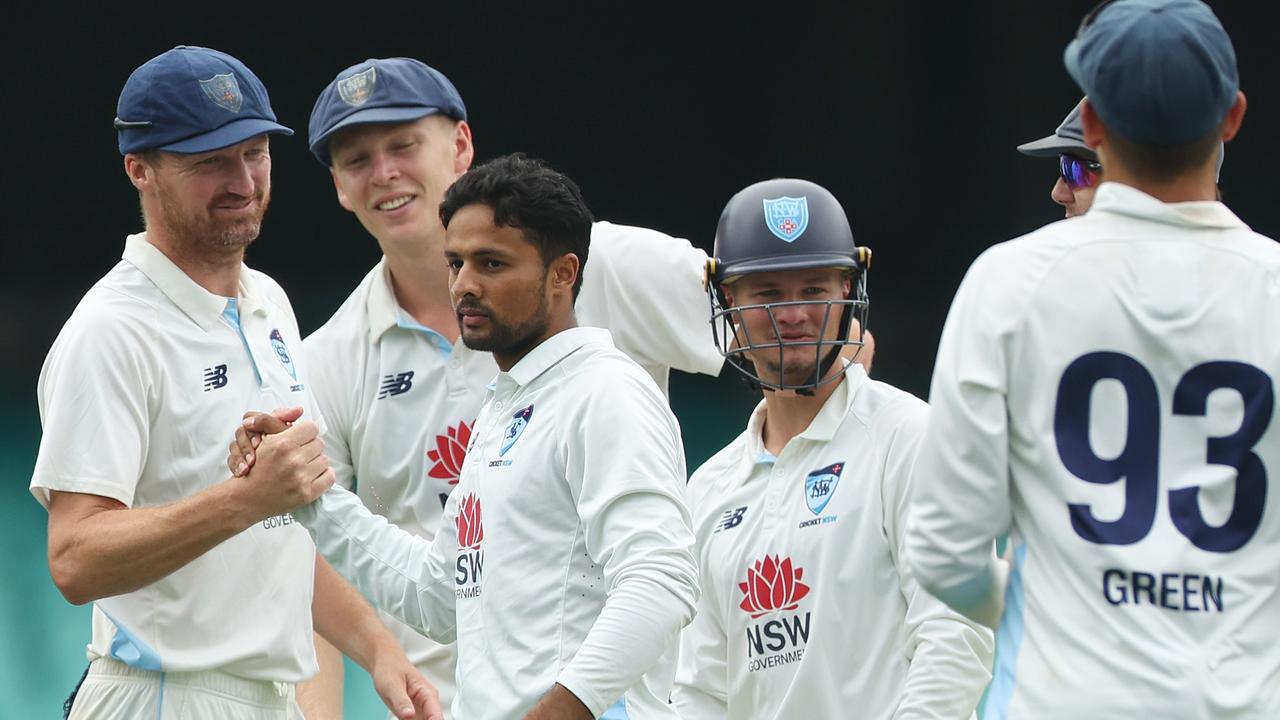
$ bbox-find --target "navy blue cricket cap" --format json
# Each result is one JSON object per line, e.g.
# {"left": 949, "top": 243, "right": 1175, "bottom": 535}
{"left": 1064, "top": 0, "right": 1238, "bottom": 146}
{"left": 308, "top": 58, "right": 468, "bottom": 166}
{"left": 115, "top": 46, "right": 293, "bottom": 156}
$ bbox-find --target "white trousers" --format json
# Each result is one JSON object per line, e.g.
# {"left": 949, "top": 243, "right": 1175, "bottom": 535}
{"left": 68, "top": 657, "right": 304, "bottom": 720}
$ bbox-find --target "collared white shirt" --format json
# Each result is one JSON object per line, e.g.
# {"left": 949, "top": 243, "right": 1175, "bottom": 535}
{"left": 910, "top": 183, "right": 1280, "bottom": 719}
{"left": 302, "top": 221, "right": 721, "bottom": 685}
{"left": 30, "top": 233, "right": 322, "bottom": 682}
{"left": 297, "top": 327, "right": 700, "bottom": 720}
{"left": 673, "top": 362, "right": 992, "bottom": 719}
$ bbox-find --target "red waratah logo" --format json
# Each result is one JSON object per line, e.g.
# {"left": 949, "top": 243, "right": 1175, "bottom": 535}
{"left": 738, "top": 555, "right": 811, "bottom": 618}
{"left": 428, "top": 420, "right": 472, "bottom": 485}
{"left": 456, "top": 493, "right": 484, "bottom": 550}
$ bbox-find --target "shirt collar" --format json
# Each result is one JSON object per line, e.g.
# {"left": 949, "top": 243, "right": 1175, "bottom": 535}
{"left": 122, "top": 233, "right": 265, "bottom": 332}
{"left": 1090, "top": 182, "right": 1249, "bottom": 230}
{"left": 500, "top": 326, "right": 613, "bottom": 389}
{"left": 743, "top": 360, "right": 869, "bottom": 464}
{"left": 366, "top": 257, "right": 400, "bottom": 342}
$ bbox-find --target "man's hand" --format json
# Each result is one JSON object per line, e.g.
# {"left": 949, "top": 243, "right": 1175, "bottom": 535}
{"left": 370, "top": 652, "right": 444, "bottom": 720}
{"left": 522, "top": 683, "right": 593, "bottom": 720}
{"left": 230, "top": 420, "right": 334, "bottom": 520}
{"left": 228, "top": 407, "right": 302, "bottom": 477}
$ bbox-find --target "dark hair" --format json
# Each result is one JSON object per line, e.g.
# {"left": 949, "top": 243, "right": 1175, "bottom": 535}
{"left": 1106, "top": 129, "right": 1222, "bottom": 184}
{"left": 440, "top": 152, "right": 593, "bottom": 299}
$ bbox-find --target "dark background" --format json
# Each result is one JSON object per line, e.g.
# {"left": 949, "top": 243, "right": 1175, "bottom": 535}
{"left": 2, "top": 1, "right": 1275, "bottom": 714}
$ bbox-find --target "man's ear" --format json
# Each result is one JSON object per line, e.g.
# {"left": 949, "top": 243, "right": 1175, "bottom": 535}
{"left": 453, "top": 120, "right": 476, "bottom": 178}
{"left": 123, "top": 153, "right": 152, "bottom": 191}
{"left": 549, "top": 253, "right": 581, "bottom": 296}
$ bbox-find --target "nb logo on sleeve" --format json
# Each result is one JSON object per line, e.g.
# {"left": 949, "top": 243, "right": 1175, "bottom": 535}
{"left": 715, "top": 506, "right": 749, "bottom": 533}
{"left": 377, "top": 371, "right": 415, "bottom": 399}
{"left": 203, "top": 364, "right": 228, "bottom": 391}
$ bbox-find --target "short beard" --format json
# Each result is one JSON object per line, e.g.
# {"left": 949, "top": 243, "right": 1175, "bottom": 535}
{"left": 152, "top": 177, "right": 269, "bottom": 261}
{"left": 460, "top": 278, "right": 552, "bottom": 359}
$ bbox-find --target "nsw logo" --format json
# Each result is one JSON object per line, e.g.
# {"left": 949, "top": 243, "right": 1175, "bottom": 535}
{"left": 499, "top": 404, "right": 534, "bottom": 456}
{"left": 762, "top": 196, "right": 809, "bottom": 243}
{"left": 203, "top": 364, "right": 228, "bottom": 391}
{"left": 455, "top": 493, "right": 484, "bottom": 598}
{"left": 739, "top": 555, "right": 813, "bottom": 671}
{"left": 269, "top": 329, "right": 297, "bottom": 381}
{"left": 199, "top": 73, "right": 243, "bottom": 113}
{"left": 804, "top": 462, "right": 844, "bottom": 515}
{"left": 428, "top": 420, "right": 473, "bottom": 485}
{"left": 338, "top": 66, "right": 377, "bottom": 107}
{"left": 377, "top": 371, "right": 415, "bottom": 399}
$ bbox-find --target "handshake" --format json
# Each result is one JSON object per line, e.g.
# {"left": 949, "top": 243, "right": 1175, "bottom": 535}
{"left": 224, "top": 407, "right": 334, "bottom": 523}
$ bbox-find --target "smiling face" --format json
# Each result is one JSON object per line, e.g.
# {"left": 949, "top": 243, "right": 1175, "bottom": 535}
{"left": 444, "top": 203, "right": 567, "bottom": 368}
{"left": 135, "top": 135, "right": 273, "bottom": 256}
{"left": 327, "top": 114, "right": 474, "bottom": 253}
{"left": 723, "top": 267, "right": 853, "bottom": 387}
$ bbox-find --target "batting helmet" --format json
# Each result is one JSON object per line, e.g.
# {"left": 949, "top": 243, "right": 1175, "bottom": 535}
{"left": 705, "top": 178, "right": 871, "bottom": 393}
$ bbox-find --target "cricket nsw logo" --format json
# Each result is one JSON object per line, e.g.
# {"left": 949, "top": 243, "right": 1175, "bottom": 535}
{"left": 428, "top": 420, "right": 473, "bottom": 485}
{"left": 740, "top": 554, "right": 814, "bottom": 671}
{"left": 499, "top": 404, "right": 534, "bottom": 456}
{"left": 455, "top": 493, "right": 484, "bottom": 597}
{"left": 762, "top": 196, "right": 809, "bottom": 243}
{"left": 739, "top": 555, "right": 811, "bottom": 618}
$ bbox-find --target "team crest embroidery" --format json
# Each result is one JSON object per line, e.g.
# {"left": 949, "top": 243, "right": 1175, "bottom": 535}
{"left": 199, "top": 73, "right": 243, "bottom": 113}
{"left": 499, "top": 404, "right": 534, "bottom": 456}
{"left": 804, "top": 462, "right": 844, "bottom": 515}
{"left": 338, "top": 67, "right": 377, "bottom": 107}
{"left": 762, "top": 196, "right": 809, "bottom": 243}
{"left": 269, "top": 329, "right": 297, "bottom": 381}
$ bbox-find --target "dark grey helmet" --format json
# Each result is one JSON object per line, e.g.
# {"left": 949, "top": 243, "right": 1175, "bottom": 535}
{"left": 704, "top": 178, "right": 871, "bottom": 393}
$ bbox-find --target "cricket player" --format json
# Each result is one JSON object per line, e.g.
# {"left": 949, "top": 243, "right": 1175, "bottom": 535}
{"left": 242, "top": 57, "right": 725, "bottom": 718}
{"left": 672, "top": 178, "right": 993, "bottom": 719}
{"left": 1016, "top": 99, "right": 1101, "bottom": 218}
{"left": 908, "top": 1, "right": 1276, "bottom": 717}
{"left": 240, "top": 153, "right": 700, "bottom": 719}
{"left": 30, "top": 46, "right": 438, "bottom": 719}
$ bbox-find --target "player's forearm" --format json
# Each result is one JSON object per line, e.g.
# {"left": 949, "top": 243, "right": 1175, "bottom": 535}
{"left": 557, "top": 574, "right": 695, "bottom": 716}
{"left": 47, "top": 482, "right": 258, "bottom": 605}
{"left": 296, "top": 632, "right": 345, "bottom": 720}
{"left": 522, "top": 683, "right": 593, "bottom": 720}
{"left": 893, "top": 618, "right": 995, "bottom": 719}
{"left": 313, "top": 553, "right": 404, "bottom": 673}
{"left": 294, "top": 486, "right": 457, "bottom": 642}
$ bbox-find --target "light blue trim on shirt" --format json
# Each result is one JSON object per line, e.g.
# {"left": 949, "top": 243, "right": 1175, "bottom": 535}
{"left": 599, "top": 698, "right": 628, "bottom": 719}
{"left": 156, "top": 673, "right": 166, "bottom": 720}
{"left": 982, "top": 543, "right": 1028, "bottom": 720}
{"left": 103, "top": 611, "right": 163, "bottom": 672}
{"left": 396, "top": 309, "right": 454, "bottom": 358}
{"left": 222, "top": 298, "right": 263, "bottom": 385}
{"left": 754, "top": 450, "right": 777, "bottom": 465}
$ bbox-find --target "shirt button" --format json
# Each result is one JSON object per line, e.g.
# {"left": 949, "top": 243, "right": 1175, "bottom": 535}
{"left": 495, "top": 401, "right": 504, "bottom": 410}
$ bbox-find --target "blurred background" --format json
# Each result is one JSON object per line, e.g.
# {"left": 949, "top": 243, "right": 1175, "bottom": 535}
{"left": 2, "top": 1, "right": 1275, "bottom": 716}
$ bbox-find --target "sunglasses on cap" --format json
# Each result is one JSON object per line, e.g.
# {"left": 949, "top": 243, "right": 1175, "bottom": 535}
{"left": 1059, "top": 154, "right": 1102, "bottom": 190}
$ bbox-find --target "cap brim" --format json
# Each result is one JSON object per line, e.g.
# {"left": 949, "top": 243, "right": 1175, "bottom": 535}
{"left": 720, "top": 253, "right": 859, "bottom": 282}
{"left": 159, "top": 117, "right": 294, "bottom": 154}
{"left": 309, "top": 106, "right": 446, "bottom": 160}
{"left": 1016, "top": 133, "right": 1095, "bottom": 159}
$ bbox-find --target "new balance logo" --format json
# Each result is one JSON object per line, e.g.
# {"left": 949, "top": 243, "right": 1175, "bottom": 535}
{"left": 377, "top": 371, "right": 415, "bottom": 399}
{"left": 203, "top": 364, "right": 228, "bottom": 391}
{"left": 715, "top": 506, "right": 749, "bottom": 533}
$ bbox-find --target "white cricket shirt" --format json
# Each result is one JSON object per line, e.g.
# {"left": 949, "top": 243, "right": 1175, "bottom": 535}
{"left": 302, "top": 220, "right": 721, "bottom": 682}
{"left": 673, "top": 362, "right": 993, "bottom": 719}
{"left": 30, "top": 234, "right": 322, "bottom": 682}
{"left": 296, "top": 327, "right": 700, "bottom": 720}
{"left": 909, "top": 183, "right": 1280, "bottom": 719}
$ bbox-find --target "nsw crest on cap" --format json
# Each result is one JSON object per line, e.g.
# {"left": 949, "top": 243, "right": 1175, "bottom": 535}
{"left": 199, "top": 73, "right": 244, "bottom": 113}
{"left": 762, "top": 196, "right": 809, "bottom": 243}
{"left": 338, "top": 67, "right": 377, "bottom": 107}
